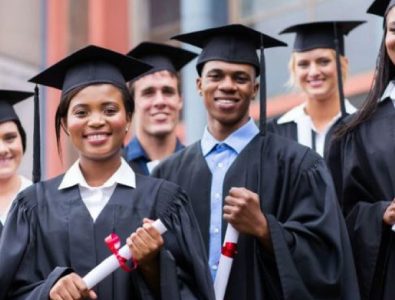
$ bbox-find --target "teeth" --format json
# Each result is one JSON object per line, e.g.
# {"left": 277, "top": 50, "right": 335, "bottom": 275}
{"left": 217, "top": 99, "right": 236, "bottom": 104}
{"left": 87, "top": 134, "right": 107, "bottom": 141}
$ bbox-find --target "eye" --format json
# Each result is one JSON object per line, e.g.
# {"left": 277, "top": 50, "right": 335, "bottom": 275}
{"left": 317, "top": 58, "right": 331, "bottom": 66}
{"left": 206, "top": 72, "right": 222, "bottom": 81}
{"left": 234, "top": 74, "right": 250, "bottom": 84}
{"left": 296, "top": 61, "right": 309, "bottom": 68}
{"left": 73, "top": 109, "right": 88, "bottom": 118}
{"left": 162, "top": 87, "right": 176, "bottom": 96}
{"left": 103, "top": 105, "right": 119, "bottom": 115}
{"left": 4, "top": 133, "right": 17, "bottom": 143}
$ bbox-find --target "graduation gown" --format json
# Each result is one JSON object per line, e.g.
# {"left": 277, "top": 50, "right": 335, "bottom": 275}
{"left": 267, "top": 101, "right": 356, "bottom": 158}
{"left": 153, "top": 132, "right": 360, "bottom": 300}
{"left": 326, "top": 98, "right": 395, "bottom": 300}
{"left": 0, "top": 174, "right": 214, "bottom": 300}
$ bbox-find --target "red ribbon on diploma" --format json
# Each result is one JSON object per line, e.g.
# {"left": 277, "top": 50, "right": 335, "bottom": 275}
{"left": 221, "top": 242, "right": 238, "bottom": 258}
{"left": 105, "top": 233, "right": 136, "bottom": 272}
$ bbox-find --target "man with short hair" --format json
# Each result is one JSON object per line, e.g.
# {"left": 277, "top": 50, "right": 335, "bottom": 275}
{"left": 153, "top": 24, "right": 360, "bottom": 299}
{"left": 123, "top": 42, "right": 196, "bottom": 174}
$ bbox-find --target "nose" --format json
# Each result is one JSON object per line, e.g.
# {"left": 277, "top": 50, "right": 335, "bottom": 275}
{"left": 88, "top": 112, "right": 105, "bottom": 127}
{"left": 307, "top": 63, "right": 320, "bottom": 77}
{"left": 152, "top": 91, "right": 166, "bottom": 108}
{"left": 218, "top": 76, "right": 237, "bottom": 92}
{"left": 0, "top": 140, "right": 7, "bottom": 155}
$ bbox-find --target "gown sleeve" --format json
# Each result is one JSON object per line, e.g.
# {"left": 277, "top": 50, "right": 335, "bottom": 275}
{"left": 0, "top": 186, "right": 72, "bottom": 300}
{"left": 328, "top": 129, "right": 392, "bottom": 299}
{"left": 263, "top": 154, "right": 360, "bottom": 300}
{"left": 153, "top": 180, "right": 215, "bottom": 300}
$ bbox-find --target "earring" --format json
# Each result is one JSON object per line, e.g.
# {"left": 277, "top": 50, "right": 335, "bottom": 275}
{"left": 125, "top": 127, "right": 129, "bottom": 132}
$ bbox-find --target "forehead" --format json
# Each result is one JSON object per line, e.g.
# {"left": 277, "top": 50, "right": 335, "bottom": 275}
{"left": 70, "top": 83, "right": 124, "bottom": 105}
{"left": 201, "top": 60, "right": 256, "bottom": 75}
{"left": 0, "top": 120, "right": 19, "bottom": 132}
{"left": 134, "top": 70, "right": 178, "bottom": 89}
{"left": 294, "top": 48, "right": 335, "bottom": 60}
{"left": 387, "top": 6, "right": 395, "bottom": 23}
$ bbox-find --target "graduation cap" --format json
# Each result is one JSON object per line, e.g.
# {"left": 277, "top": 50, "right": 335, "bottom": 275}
{"left": 0, "top": 90, "right": 33, "bottom": 124}
{"left": 280, "top": 20, "right": 365, "bottom": 116}
{"left": 171, "top": 24, "right": 287, "bottom": 135}
{"left": 126, "top": 42, "right": 197, "bottom": 79}
{"left": 28, "top": 45, "right": 153, "bottom": 183}
{"left": 367, "top": 0, "right": 395, "bottom": 16}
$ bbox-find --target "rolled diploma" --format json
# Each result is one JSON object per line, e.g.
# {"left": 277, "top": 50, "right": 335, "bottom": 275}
{"left": 83, "top": 219, "right": 167, "bottom": 289}
{"left": 214, "top": 224, "right": 239, "bottom": 300}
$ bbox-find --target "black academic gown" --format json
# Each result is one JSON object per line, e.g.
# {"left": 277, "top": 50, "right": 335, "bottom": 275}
{"left": 0, "top": 174, "right": 214, "bottom": 300}
{"left": 153, "top": 132, "right": 360, "bottom": 300}
{"left": 267, "top": 116, "right": 347, "bottom": 159}
{"left": 327, "top": 98, "right": 395, "bottom": 300}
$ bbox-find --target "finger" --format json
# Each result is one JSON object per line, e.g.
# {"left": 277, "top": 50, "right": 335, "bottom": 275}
{"left": 143, "top": 218, "right": 154, "bottom": 224}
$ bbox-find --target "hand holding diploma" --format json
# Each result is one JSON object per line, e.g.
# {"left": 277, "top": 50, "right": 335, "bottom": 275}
{"left": 82, "top": 219, "right": 167, "bottom": 289}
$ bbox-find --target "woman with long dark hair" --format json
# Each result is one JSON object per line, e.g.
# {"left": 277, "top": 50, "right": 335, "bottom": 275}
{"left": 327, "top": 1, "right": 395, "bottom": 299}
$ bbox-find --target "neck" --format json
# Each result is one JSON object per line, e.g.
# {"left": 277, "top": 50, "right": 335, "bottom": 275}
{"left": 305, "top": 94, "right": 341, "bottom": 132}
{"left": 0, "top": 174, "right": 21, "bottom": 214}
{"left": 208, "top": 118, "right": 249, "bottom": 141}
{"left": 137, "top": 132, "right": 178, "bottom": 161}
{"left": 79, "top": 155, "right": 122, "bottom": 187}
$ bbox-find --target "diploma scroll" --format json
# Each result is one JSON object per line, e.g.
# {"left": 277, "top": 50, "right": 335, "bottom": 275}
{"left": 214, "top": 224, "right": 239, "bottom": 300}
{"left": 83, "top": 219, "right": 167, "bottom": 289}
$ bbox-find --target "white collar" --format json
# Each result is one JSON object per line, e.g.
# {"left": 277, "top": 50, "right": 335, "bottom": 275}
{"left": 380, "top": 80, "right": 395, "bottom": 104}
{"left": 277, "top": 99, "right": 357, "bottom": 125}
{"left": 58, "top": 158, "right": 136, "bottom": 190}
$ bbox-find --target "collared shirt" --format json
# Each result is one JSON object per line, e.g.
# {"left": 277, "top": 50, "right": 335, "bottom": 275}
{"left": 201, "top": 118, "right": 259, "bottom": 280}
{"left": 123, "top": 137, "right": 184, "bottom": 175}
{"left": 380, "top": 80, "right": 395, "bottom": 108}
{"left": 0, "top": 175, "right": 32, "bottom": 225}
{"left": 58, "top": 158, "right": 136, "bottom": 222}
{"left": 276, "top": 99, "right": 356, "bottom": 157}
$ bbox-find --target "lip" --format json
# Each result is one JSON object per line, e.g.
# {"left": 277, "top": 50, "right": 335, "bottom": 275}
{"left": 0, "top": 157, "right": 13, "bottom": 166}
{"left": 214, "top": 97, "right": 239, "bottom": 110}
{"left": 307, "top": 78, "right": 325, "bottom": 88}
{"left": 83, "top": 132, "right": 111, "bottom": 145}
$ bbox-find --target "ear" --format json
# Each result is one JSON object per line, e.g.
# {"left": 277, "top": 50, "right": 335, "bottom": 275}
{"left": 196, "top": 77, "right": 202, "bottom": 96}
{"left": 126, "top": 112, "right": 132, "bottom": 130}
{"left": 252, "top": 81, "right": 259, "bottom": 100}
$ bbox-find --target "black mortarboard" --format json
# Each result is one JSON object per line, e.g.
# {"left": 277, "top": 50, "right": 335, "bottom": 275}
{"left": 0, "top": 90, "right": 33, "bottom": 124}
{"left": 367, "top": 0, "right": 395, "bottom": 16}
{"left": 126, "top": 42, "right": 197, "bottom": 78}
{"left": 281, "top": 20, "right": 365, "bottom": 116}
{"left": 280, "top": 21, "right": 365, "bottom": 55}
{"left": 28, "top": 45, "right": 152, "bottom": 183}
{"left": 171, "top": 24, "right": 287, "bottom": 135}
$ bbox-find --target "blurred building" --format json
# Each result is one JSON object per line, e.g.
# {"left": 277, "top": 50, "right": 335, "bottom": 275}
{"left": 0, "top": 0, "right": 381, "bottom": 179}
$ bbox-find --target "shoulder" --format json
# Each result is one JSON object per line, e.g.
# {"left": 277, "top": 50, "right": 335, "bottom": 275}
{"left": 264, "top": 132, "right": 323, "bottom": 172}
{"left": 154, "top": 141, "right": 201, "bottom": 172}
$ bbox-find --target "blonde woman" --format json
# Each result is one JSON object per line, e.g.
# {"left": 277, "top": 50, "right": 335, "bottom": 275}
{"left": 267, "top": 21, "right": 364, "bottom": 158}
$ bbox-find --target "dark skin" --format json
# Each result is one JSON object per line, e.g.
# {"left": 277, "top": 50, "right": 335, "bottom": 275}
{"left": 197, "top": 61, "right": 272, "bottom": 253}
{"left": 49, "top": 85, "right": 164, "bottom": 300}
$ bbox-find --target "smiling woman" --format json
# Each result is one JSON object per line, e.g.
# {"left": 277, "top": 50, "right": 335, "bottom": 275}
{"left": 0, "top": 90, "right": 33, "bottom": 236}
{"left": 0, "top": 45, "right": 214, "bottom": 300}
{"left": 267, "top": 20, "right": 364, "bottom": 158}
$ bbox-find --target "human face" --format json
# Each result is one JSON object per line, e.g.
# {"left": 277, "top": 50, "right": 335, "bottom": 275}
{"left": 293, "top": 48, "right": 339, "bottom": 102}
{"left": 133, "top": 70, "right": 182, "bottom": 138}
{"left": 63, "top": 84, "right": 131, "bottom": 163}
{"left": 386, "top": 7, "right": 395, "bottom": 65}
{"left": 197, "top": 60, "right": 258, "bottom": 136}
{"left": 0, "top": 121, "right": 23, "bottom": 180}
